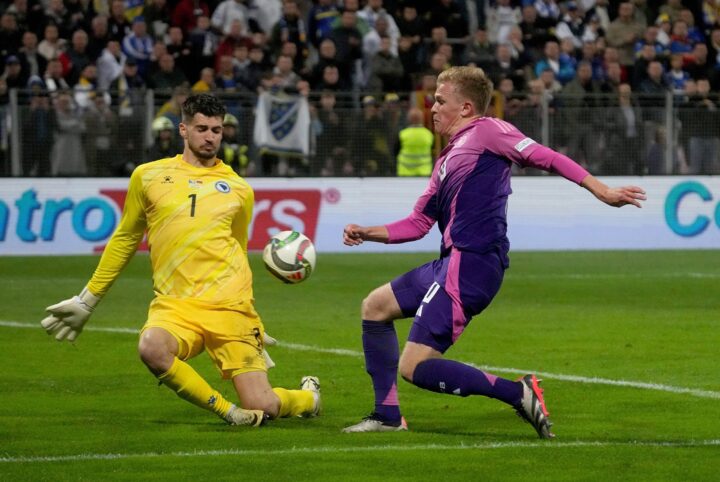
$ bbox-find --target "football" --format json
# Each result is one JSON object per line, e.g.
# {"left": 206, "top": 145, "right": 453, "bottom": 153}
{"left": 262, "top": 231, "right": 316, "bottom": 284}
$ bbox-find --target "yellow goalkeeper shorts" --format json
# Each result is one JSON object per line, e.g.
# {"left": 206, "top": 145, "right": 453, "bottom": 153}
{"left": 142, "top": 296, "right": 267, "bottom": 378}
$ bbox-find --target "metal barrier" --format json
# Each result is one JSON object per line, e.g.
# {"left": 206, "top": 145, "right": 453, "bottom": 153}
{"left": 2, "top": 89, "right": 719, "bottom": 177}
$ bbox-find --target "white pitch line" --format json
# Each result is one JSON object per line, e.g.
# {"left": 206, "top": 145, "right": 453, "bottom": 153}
{"left": 2, "top": 439, "right": 720, "bottom": 464}
{"left": 3, "top": 320, "right": 720, "bottom": 400}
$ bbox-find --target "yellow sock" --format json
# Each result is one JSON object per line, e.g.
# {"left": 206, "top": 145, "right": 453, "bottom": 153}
{"left": 158, "top": 357, "right": 233, "bottom": 420}
{"left": 272, "top": 388, "right": 315, "bottom": 418}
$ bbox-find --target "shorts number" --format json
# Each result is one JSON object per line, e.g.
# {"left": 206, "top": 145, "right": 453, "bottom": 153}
{"left": 422, "top": 282, "right": 441, "bottom": 303}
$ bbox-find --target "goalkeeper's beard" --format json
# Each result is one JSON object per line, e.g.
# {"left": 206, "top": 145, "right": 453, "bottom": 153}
{"left": 188, "top": 143, "right": 219, "bottom": 160}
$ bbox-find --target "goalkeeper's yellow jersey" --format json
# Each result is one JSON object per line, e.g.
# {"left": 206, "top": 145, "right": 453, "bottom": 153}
{"left": 87, "top": 155, "right": 255, "bottom": 306}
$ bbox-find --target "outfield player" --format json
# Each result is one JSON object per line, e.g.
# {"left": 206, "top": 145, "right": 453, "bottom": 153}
{"left": 41, "top": 94, "right": 320, "bottom": 427}
{"left": 342, "top": 66, "right": 646, "bottom": 437}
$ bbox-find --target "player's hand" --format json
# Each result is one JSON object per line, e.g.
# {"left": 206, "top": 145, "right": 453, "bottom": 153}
{"left": 262, "top": 332, "right": 277, "bottom": 369}
{"left": 598, "top": 185, "right": 647, "bottom": 208}
{"left": 40, "top": 288, "right": 100, "bottom": 342}
{"left": 343, "top": 224, "right": 367, "bottom": 246}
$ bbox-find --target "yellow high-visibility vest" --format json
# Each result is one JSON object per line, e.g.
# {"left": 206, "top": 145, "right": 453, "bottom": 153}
{"left": 397, "top": 126, "right": 434, "bottom": 176}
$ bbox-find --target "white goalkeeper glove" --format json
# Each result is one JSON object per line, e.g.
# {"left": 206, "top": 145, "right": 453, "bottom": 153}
{"left": 41, "top": 287, "right": 101, "bottom": 342}
{"left": 262, "top": 332, "right": 277, "bottom": 369}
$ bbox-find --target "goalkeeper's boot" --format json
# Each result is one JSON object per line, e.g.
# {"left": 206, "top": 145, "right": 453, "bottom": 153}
{"left": 515, "top": 374, "right": 555, "bottom": 439}
{"left": 342, "top": 413, "right": 408, "bottom": 433}
{"left": 299, "top": 376, "right": 322, "bottom": 417}
{"left": 226, "top": 405, "right": 267, "bottom": 427}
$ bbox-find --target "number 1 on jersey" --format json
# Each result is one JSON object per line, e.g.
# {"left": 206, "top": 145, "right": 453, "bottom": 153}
{"left": 188, "top": 193, "right": 197, "bottom": 217}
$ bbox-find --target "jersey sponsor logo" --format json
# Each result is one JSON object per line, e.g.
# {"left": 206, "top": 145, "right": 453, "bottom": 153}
{"left": 188, "top": 179, "right": 203, "bottom": 188}
{"left": 161, "top": 176, "right": 174, "bottom": 184}
{"left": 215, "top": 181, "right": 231, "bottom": 193}
{"left": 514, "top": 137, "right": 536, "bottom": 152}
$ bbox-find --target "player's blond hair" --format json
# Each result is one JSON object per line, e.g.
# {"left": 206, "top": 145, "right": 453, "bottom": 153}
{"left": 437, "top": 66, "right": 494, "bottom": 115}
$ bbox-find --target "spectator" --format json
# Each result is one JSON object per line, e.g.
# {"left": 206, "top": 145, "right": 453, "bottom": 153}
{"left": 155, "top": 85, "right": 189, "bottom": 128}
{"left": 217, "top": 112, "right": 252, "bottom": 175}
{"left": 314, "top": 64, "right": 342, "bottom": 92}
{"left": 463, "top": 29, "right": 492, "bottom": 71}
{"left": 96, "top": 40, "right": 126, "bottom": 90}
{"left": 427, "top": 0, "right": 469, "bottom": 44}
{"left": 367, "top": 35, "right": 404, "bottom": 92}
{"left": 211, "top": 0, "right": 257, "bottom": 36}
{"left": 2, "top": 54, "right": 28, "bottom": 89}
{"left": 144, "top": 0, "right": 172, "bottom": 39}
{"left": 83, "top": 93, "right": 117, "bottom": 176}
{"left": 110, "top": 57, "right": 146, "bottom": 173}
{"left": 655, "top": 13, "right": 672, "bottom": 47}
{"left": 632, "top": 42, "right": 657, "bottom": 87}
{"left": 487, "top": 43, "right": 526, "bottom": 90}
{"left": 172, "top": 0, "right": 210, "bottom": 33}
{"left": 37, "top": 23, "right": 66, "bottom": 61}
{"left": 16, "top": 31, "right": 46, "bottom": 80}
{"left": 581, "top": 13, "right": 604, "bottom": 44}
{"left": 669, "top": 20, "right": 695, "bottom": 55}
{"left": 330, "top": 0, "right": 370, "bottom": 36}
{"left": 59, "top": 29, "right": 91, "bottom": 85}
{"left": 147, "top": 115, "right": 181, "bottom": 162}
{"left": 561, "top": 60, "right": 602, "bottom": 168}
{"left": 485, "top": 0, "right": 521, "bottom": 45}
{"left": 191, "top": 66, "right": 215, "bottom": 91}
{"left": 518, "top": 4, "right": 556, "bottom": 61}
{"left": 679, "top": 9, "right": 704, "bottom": 44}
{"left": 314, "top": 90, "right": 348, "bottom": 176}
{"left": 686, "top": 43, "right": 711, "bottom": 81}
{"left": 307, "top": 0, "right": 339, "bottom": 48}
{"left": 397, "top": 35, "right": 421, "bottom": 90}
{"left": 42, "top": 0, "right": 73, "bottom": 39}
{"left": 74, "top": 64, "right": 111, "bottom": 110}
{"left": 580, "top": 40, "right": 604, "bottom": 81}
{"left": 188, "top": 15, "right": 220, "bottom": 73}
{"left": 352, "top": 95, "right": 391, "bottom": 176}
{"left": 50, "top": 91, "right": 86, "bottom": 176}
{"left": 395, "top": 107, "right": 433, "bottom": 176}
{"left": 601, "top": 60, "right": 624, "bottom": 94}
{"left": 87, "top": 14, "right": 111, "bottom": 61}
{"left": 665, "top": 53, "right": 690, "bottom": 95}
{"left": 681, "top": 78, "right": 720, "bottom": 174}
{"left": 533, "top": 0, "right": 561, "bottom": 21}
{"left": 645, "top": 125, "right": 685, "bottom": 174}
{"left": 396, "top": 4, "right": 425, "bottom": 53}
{"left": 270, "top": 0, "right": 308, "bottom": 70}
{"left": 108, "top": 0, "right": 131, "bottom": 42}
{"left": 606, "top": 2, "right": 645, "bottom": 77}
{"left": 122, "top": 17, "right": 154, "bottom": 76}
{"left": 166, "top": 25, "right": 194, "bottom": 82}
{"left": 238, "top": 44, "right": 269, "bottom": 92}
{"left": 535, "top": 40, "right": 576, "bottom": 85}
{"left": 604, "top": 83, "right": 643, "bottom": 174}
{"left": 425, "top": 50, "right": 450, "bottom": 78}
{"left": 271, "top": 54, "right": 300, "bottom": 90}
{"left": 634, "top": 25, "right": 669, "bottom": 62}
{"left": 659, "top": 0, "right": 683, "bottom": 24}
{"left": 43, "top": 57, "right": 70, "bottom": 92}
{"left": 149, "top": 52, "right": 188, "bottom": 91}
{"left": 21, "top": 91, "right": 55, "bottom": 177}
{"left": 363, "top": 14, "right": 398, "bottom": 63}
{"left": 328, "top": 9, "right": 363, "bottom": 88}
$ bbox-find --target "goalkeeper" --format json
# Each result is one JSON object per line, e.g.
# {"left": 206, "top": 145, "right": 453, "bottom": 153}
{"left": 40, "top": 93, "right": 320, "bottom": 427}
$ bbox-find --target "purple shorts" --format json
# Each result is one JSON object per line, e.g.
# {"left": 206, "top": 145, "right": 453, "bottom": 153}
{"left": 391, "top": 248, "right": 505, "bottom": 353}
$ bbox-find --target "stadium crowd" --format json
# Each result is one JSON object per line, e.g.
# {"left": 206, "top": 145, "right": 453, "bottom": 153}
{"left": 1, "top": 0, "right": 720, "bottom": 176}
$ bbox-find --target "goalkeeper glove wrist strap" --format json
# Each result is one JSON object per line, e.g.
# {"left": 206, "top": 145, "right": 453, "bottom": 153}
{"left": 78, "top": 286, "right": 102, "bottom": 311}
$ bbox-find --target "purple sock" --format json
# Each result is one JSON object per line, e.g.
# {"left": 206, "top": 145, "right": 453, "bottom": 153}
{"left": 412, "top": 358, "right": 522, "bottom": 406}
{"left": 362, "top": 320, "right": 401, "bottom": 422}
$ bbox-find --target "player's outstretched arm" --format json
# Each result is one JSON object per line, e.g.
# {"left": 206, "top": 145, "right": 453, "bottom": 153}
{"left": 343, "top": 224, "right": 390, "bottom": 246}
{"left": 40, "top": 287, "right": 101, "bottom": 342}
{"left": 580, "top": 175, "right": 647, "bottom": 208}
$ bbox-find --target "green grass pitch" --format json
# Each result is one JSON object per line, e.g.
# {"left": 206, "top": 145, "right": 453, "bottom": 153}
{"left": 1, "top": 250, "right": 719, "bottom": 480}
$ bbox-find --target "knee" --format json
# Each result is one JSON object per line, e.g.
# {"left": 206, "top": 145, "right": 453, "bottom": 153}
{"left": 138, "top": 336, "right": 174, "bottom": 375}
{"left": 398, "top": 356, "right": 419, "bottom": 384}
{"left": 361, "top": 292, "right": 388, "bottom": 321}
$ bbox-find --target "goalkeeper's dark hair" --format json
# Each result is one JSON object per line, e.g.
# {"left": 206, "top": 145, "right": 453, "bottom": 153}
{"left": 181, "top": 94, "right": 227, "bottom": 123}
